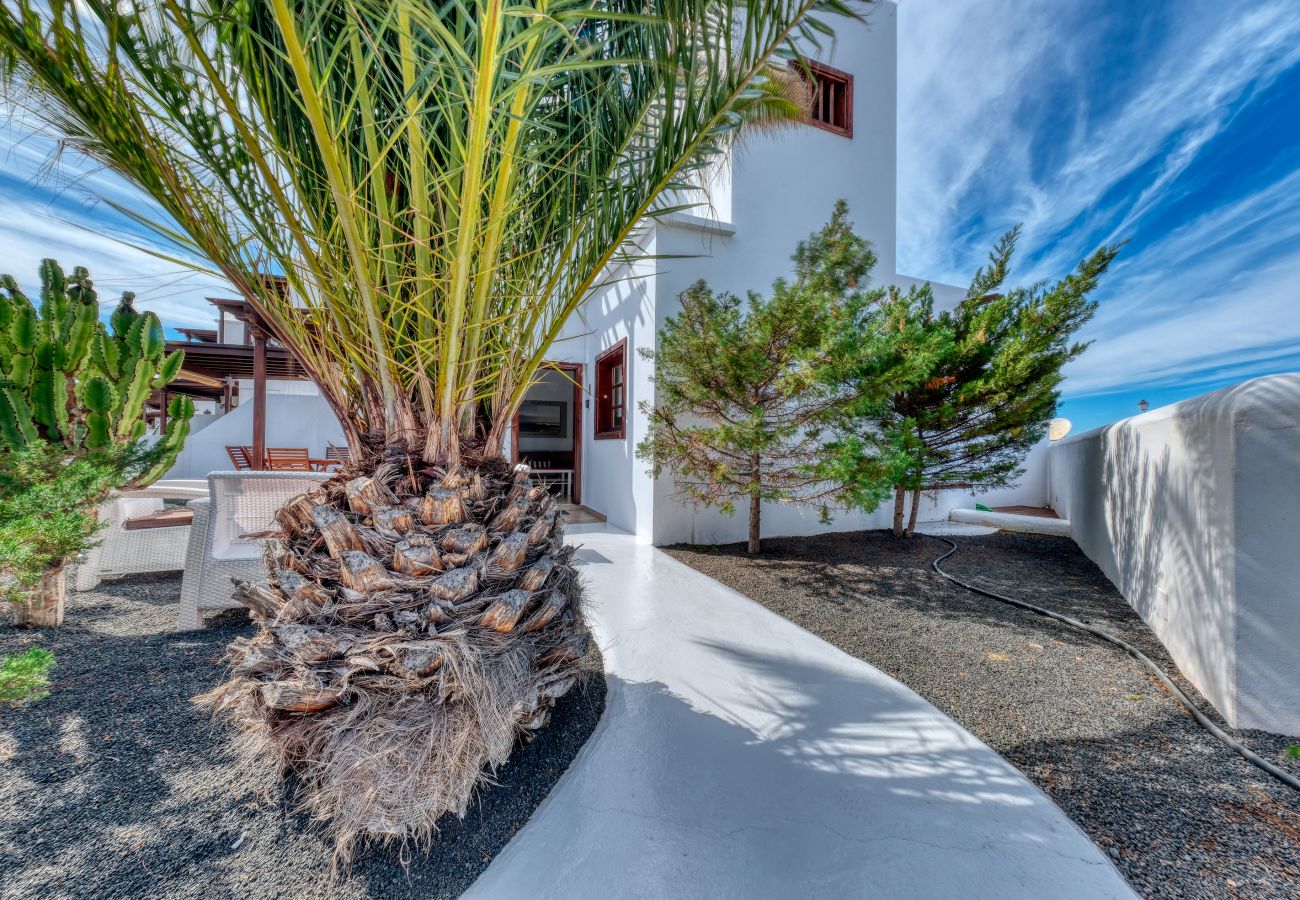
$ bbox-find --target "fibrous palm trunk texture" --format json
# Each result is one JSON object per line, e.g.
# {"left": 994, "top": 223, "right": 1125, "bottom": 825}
{"left": 196, "top": 448, "right": 590, "bottom": 863}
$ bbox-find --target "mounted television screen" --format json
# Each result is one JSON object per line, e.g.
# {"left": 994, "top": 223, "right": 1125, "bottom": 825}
{"left": 518, "top": 400, "right": 567, "bottom": 436}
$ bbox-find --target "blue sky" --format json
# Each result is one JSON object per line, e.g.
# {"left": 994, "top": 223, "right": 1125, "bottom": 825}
{"left": 2, "top": 1, "right": 1298, "bottom": 433}
{"left": 0, "top": 116, "right": 231, "bottom": 332}
{"left": 898, "top": 0, "right": 1300, "bottom": 431}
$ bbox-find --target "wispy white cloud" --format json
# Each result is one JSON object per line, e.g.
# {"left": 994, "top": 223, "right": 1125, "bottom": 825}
{"left": 898, "top": 0, "right": 1300, "bottom": 402}
{"left": 0, "top": 121, "right": 231, "bottom": 330}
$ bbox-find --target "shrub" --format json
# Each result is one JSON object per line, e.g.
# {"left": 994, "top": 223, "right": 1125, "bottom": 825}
{"left": 0, "top": 441, "right": 147, "bottom": 603}
{"left": 0, "top": 647, "right": 56, "bottom": 706}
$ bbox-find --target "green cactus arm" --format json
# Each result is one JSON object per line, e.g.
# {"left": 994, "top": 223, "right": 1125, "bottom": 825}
{"left": 0, "top": 273, "right": 23, "bottom": 330}
{"left": 80, "top": 375, "right": 115, "bottom": 414}
{"left": 90, "top": 327, "right": 121, "bottom": 381}
{"left": 68, "top": 266, "right": 95, "bottom": 302}
{"left": 83, "top": 411, "right": 112, "bottom": 449}
{"left": 0, "top": 387, "right": 39, "bottom": 450}
{"left": 6, "top": 352, "right": 34, "bottom": 390}
{"left": 29, "top": 342, "right": 59, "bottom": 436}
{"left": 37, "top": 259, "right": 66, "bottom": 345}
{"left": 119, "top": 314, "right": 147, "bottom": 378}
{"left": 114, "top": 356, "right": 155, "bottom": 438}
{"left": 57, "top": 295, "right": 98, "bottom": 373}
{"left": 167, "top": 393, "right": 195, "bottom": 429}
{"left": 155, "top": 349, "right": 185, "bottom": 386}
{"left": 110, "top": 291, "right": 140, "bottom": 339}
{"left": 137, "top": 395, "right": 194, "bottom": 485}
{"left": 53, "top": 371, "right": 72, "bottom": 447}
{"left": 10, "top": 302, "right": 38, "bottom": 356}
{"left": 141, "top": 312, "right": 166, "bottom": 360}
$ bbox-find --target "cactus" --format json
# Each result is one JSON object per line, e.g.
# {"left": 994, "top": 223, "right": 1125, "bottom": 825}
{"left": 0, "top": 260, "right": 193, "bottom": 482}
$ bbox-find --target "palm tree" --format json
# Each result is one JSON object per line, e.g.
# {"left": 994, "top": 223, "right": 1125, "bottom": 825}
{"left": 0, "top": 0, "right": 863, "bottom": 860}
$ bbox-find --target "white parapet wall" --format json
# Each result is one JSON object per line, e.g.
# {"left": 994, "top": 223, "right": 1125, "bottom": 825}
{"left": 1049, "top": 374, "right": 1300, "bottom": 733}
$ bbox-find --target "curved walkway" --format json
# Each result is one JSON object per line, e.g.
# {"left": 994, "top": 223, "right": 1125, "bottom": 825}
{"left": 467, "top": 526, "right": 1135, "bottom": 899}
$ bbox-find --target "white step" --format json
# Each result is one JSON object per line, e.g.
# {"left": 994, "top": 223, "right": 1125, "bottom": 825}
{"left": 949, "top": 508, "right": 1071, "bottom": 537}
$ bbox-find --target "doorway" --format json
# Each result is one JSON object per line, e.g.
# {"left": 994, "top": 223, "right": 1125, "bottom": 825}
{"left": 511, "top": 362, "right": 582, "bottom": 505}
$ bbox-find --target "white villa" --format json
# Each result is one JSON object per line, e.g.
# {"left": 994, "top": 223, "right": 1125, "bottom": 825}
{"left": 150, "top": 4, "right": 1300, "bottom": 736}
{"left": 163, "top": 5, "right": 1052, "bottom": 547}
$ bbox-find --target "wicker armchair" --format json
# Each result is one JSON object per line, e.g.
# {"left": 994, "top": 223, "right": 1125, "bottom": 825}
{"left": 73, "top": 481, "right": 211, "bottom": 592}
{"left": 177, "top": 471, "right": 329, "bottom": 630}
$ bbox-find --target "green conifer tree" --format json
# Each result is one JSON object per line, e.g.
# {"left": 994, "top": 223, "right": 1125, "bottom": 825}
{"left": 814, "top": 279, "right": 950, "bottom": 518}
{"left": 638, "top": 202, "right": 915, "bottom": 553}
{"left": 870, "top": 228, "right": 1121, "bottom": 537}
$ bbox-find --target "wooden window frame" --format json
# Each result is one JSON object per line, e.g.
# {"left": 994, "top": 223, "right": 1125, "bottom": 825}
{"left": 593, "top": 338, "right": 628, "bottom": 441}
{"left": 794, "top": 60, "right": 853, "bottom": 138}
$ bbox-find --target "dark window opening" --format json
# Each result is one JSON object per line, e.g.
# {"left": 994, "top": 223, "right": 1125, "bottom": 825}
{"left": 795, "top": 60, "right": 853, "bottom": 137}
{"left": 594, "top": 339, "right": 627, "bottom": 440}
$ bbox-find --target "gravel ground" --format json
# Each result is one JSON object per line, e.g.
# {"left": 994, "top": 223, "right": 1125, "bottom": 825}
{"left": 0, "top": 573, "right": 605, "bottom": 900}
{"left": 666, "top": 530, "right": 1300, "bottom": 900}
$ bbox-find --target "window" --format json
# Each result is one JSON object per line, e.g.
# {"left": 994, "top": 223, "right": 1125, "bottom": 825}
{"left": 795, "top": 60, "right": 853, "bottom": 137}
{"left": 594, "top": 339, "right": 627, "bottom": 439}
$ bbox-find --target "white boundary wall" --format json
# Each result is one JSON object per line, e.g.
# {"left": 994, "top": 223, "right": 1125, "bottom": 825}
{"left": 1049, "top": 374, "right": 1300, "bottom": 733}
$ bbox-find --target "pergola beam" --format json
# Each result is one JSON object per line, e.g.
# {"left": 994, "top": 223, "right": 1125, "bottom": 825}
{"left": 252, "top": 323, "right": 268, "bottom": 470}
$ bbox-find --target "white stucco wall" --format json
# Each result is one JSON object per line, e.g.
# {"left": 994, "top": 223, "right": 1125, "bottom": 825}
{"left": 547, "top": 240, "right": 659, "bottom": 538}
{"left": 235, "top": 377, "right": 321, "bottom": 398}
{"left": 1049, "top": 374, "right": 1300, "bottom": 732}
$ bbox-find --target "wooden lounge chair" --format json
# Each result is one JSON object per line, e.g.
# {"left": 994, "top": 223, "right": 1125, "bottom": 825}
{"left": 225, "top": 445, "right": 256, "bottom": 470}
{"left": 321, "top": 444, "right": 350, "bottom": 472}
{"left": 265, "top": 447, "right": 312, "bottom": 471}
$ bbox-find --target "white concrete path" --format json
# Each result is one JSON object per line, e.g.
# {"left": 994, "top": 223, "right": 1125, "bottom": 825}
{"left": 467, "top": 527, "right": 1135, "bottom": 899}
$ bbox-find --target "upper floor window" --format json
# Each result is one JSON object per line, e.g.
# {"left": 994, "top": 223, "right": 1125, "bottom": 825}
{"left": 594, "top": 339, "right": 627, "bottom": 440}
{"left": 796, "top": 60, "right": 853, "bottom": 138}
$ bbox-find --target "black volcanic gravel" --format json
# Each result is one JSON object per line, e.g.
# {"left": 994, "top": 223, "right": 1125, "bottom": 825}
{"left": 666, "top": 530, "right": 1300, "bottom": 900}
{"left": 0, "top": 572, "right": 604, "bottom": 899}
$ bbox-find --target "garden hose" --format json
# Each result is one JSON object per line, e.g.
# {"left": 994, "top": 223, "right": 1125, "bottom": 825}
{"left": 927, "top": 535, "right": 1300, "bottom": 795}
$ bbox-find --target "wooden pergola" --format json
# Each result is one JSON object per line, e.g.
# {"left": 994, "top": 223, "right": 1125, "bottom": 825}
{"left": 154, "top": 297, "right": 312, "bottom": 469}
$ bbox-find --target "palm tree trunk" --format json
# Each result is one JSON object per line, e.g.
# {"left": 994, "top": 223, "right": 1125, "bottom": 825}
{"left": 13, "top": 564, "right": 66, "bottom": 628}
{"left": 198, "top": 454, "right": 590, "bottom": 864}
{"left": 891, "top": 484, "right": 906, "bottom": 537}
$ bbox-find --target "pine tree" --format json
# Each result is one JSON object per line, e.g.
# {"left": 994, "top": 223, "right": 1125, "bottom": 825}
{"left": 638, "top": 202, "right": 908, "bottom": 553}
{"left": 814, "top": 280, "right": 949, "bottom": 520}
{"left": 873, "top": 228, "right": 1121, "bottom": 537}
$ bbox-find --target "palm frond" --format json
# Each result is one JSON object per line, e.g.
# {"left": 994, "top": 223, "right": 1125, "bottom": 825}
{"left": 0, "top": 0, "right": 868, "bottom": 463}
